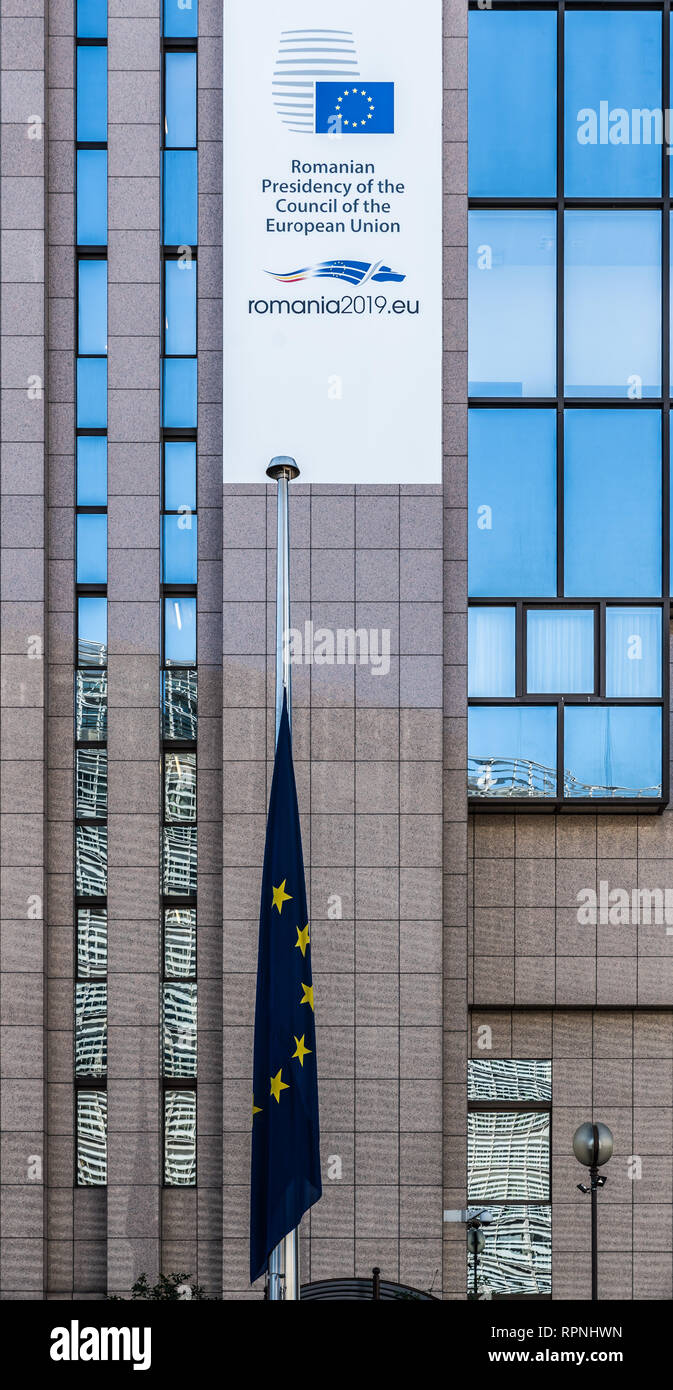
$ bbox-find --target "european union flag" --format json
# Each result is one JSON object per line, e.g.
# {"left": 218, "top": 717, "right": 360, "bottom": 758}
{"left": 250, "top": 694, "right": 321, "bottom": 1284}
{"left": 315, "top": 81, "right": 395, "bottom": 134}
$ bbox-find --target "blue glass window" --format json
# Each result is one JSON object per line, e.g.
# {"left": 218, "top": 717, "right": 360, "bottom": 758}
{"left": 468, "top": 706, "right": 558, "bottom": 799}
{"left": 162, "top": 359, "right": 197, "bottom": 428}
{"left": 165, "top": 596, "right": 197, "bottom": 665}
{"left": 163, "top": 151, "right": 198, "bottom": 246}
{"left": 77, "top": 359, "right": 107, "bottom": 428}
{"left": 164, "top": 440, "right": 196, "bottom": 511}
{"left": 77, "top": 514, "right": 108, "bottom": 585}
{"left": 162, "top": 515, "right": 198, "bottom": 584}
{"left": 526, "top": 610, "right": 594, "bottom": 694}
{"left": 565, "top": 10, "right": 661, "bottom": 198}
{"left": 77, "top": 46, "right": 107, "bottom": 142}
{"left": 468, "top": 410, "right": 556, "bottom": 597}
{"left": 468, "top": 10, "right": 556, "bottom": 197}
{"left": 78, "top": 596, "right": 108, "bottom": 666}
{"left": 165, "top": 261, "right": 197, "bottom": 355}
{"left": 164, "top": 0, "right": 198, "bottom": 39}
{"left": 469, "top": 211, "right": 556, "bottom": 397}
{"left": 606, "top": 607, "right": 662, "bottom": 697}
{"left": 564, "top": 410, "right": 661, "bottom": 598}
{"left": 77, "top": 437, "right": 107, "bottom": 506}
{"left": 468, "top": 608, "right": 516, "bottom": 697}
{"left": 564, "top": 706, "right": 662, "bottom": 798}
{"left": 564, "top": 211, "right": 661, "bottom": 398}
{"left": 165, "top": 52, "right": 197, "bottom": 148}
{"left": 78, "top": 260, "right": 107, "bottom": 355}
{"left": 77, "top": 0, "right": 107, "bottom": 38}
{"left": 77, "top": 151, "right": 107, "bottom": 247}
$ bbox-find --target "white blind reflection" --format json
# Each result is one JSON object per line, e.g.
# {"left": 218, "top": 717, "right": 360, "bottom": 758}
{"left": 162, "top": 982, "right": 197, "bottom": 1077}
{"left": 162, "top": 826, "right": 197, "bottom": 896}
{"left": 76, "top": 748, "right": 108, "bottom": 819}
{"left": 164, "top": 1089, "right": 196, "bottom": 1185}
{"left": 77, "top": 1090, "right": 107, "bottom": 1185}
{"left": 76, "top": 824, "right": 108, "bottom": 897}
{"left": 468, "top": 1205, "right": 551, "bottom": 1297}
{"left": 75, "top": 982, "right": 107, "bottom": 1076}
{"left": 76, "top": 670, "right": 107, "bottom": 740}
{"left": 468, "top": 1112, "right": 550, "bottom": 1202}
{"left": 468, "top": 1059, "right": 551, "bottom": 1102}
{"left": 164, "top": 908, "right": 196, "bottom": 977}
{"left": 77, "top": 908, "right": 107, "bottom": 977}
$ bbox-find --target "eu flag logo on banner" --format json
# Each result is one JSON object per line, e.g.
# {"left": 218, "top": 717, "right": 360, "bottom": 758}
{"left": 250, "top": 693, "right": 321, "bottom": 1284}
{"left": 315, "top": 82, "right": 395, "bottom": 134}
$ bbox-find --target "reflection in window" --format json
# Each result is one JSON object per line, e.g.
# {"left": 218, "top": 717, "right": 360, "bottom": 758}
{"left": 164, "top": 0, "right": 198, "bottom": 39}
{"left": 564, "top": 410, "right": 661, "bottom": 598}
{"left": 163, "top": 150, "right": 198, "bottom": 245}
{"left": 75, "top": 981, "right": 107, "bottom": 1076}
{"left": 162, "top": 358, "right": 197, "bottom": 427}
{"left": 164, "top": 1089, "right": 196, "bottom": 1185}
{"left": 162, "top": 669, "right": 198, "bottom": 740}
{"left": 165, "top": 52, "right": 197, "bottom": 147}
{"left": 164, "top": 440, "right": 197, "bottom": 511}
{"left": 78, "top": 259, "right": 108, "bottom": 354}
{"left": 468, "top": 1206, "right": 551, "bottom": 1299}
{"left": 162, "top": 982, "right": 197, "bottom": 1077}
{"left": 76, "top": 824, "right": 108, "bottom": 897}
{"left": 164, "top": 908, "right": 196, "bottom": 978}
{"left": 468, "top": 210, "right": 556, "bottom": 397}
{"left": 77, "top": 436, "right": 107, "bottom": 507}
{"left": 77, "top": 907, "right": 107, "bottom": 977}
{"left": 76, "top": 670, "right": 108, "bottom": 740}
{"left": 468, "top": 705, "right": 557, "bottom": 799}
{"left": 468, "top": 410, "right": 556, "bottom": 598}
{"left": 468, "top": 9, "right": 556, "bottom": 197}
{"left": 165, "top": 596, "right": 197, "bottom": 665}
{"left": 468, "top": 1059, "right": 551, "bottom": 1103}
{"left": 468, "top": 607, "right": 516, "bottom": 697}
{"left": 77, "top": 358, "right": 107, "bottom": 428}
{"left": 526, "top": 610, "right": 594, "bottom": 694}
{"left": 76, "top": 748, "right": 108, "bottom": 819}
{"left": 76, "top": 45, "right": 107, "bottom": 141}
{"left": 564, "top": 211, "right": 661, "bottom": 397}
{"left": 606, "top": 608, "right": 662, "bottom": 698}
{"left": 162, "top": 514, "right": 198, "bottom": 584}
{"left": 77, "top": 0, "right": 107, "bottom": 39}
{"left": 77, "top": 149, "right": 107, "bottom": 245}
{"left": 565, "top": 9, "right": 661, "bottom": 198}
{"left": 564, "top": 705, "right": 662, "bottom": 798}
{"left": 78, "top": 596, "right": 107, "bottom": 666}
{"left": 77, "top": 512, "right": 107, "bottom": 584}
{"left": 468, "top": 1111, "right": 550, "bottom": 1202}
{"left": 164, "top": 752, "right": 196, "bottom": 822}
{"left": 163, "top": 826, "right": 197, "bottom": 897}
{"left": 77, "top": 1089, "right": 107, "bottom": 1185}
{"left": 164, "top": 260, "right": 197, "bottom": 355}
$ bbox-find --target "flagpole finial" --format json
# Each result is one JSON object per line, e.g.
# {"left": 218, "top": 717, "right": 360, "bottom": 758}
{"left": 267, "top": 456, "right": 300, "bottom": 482}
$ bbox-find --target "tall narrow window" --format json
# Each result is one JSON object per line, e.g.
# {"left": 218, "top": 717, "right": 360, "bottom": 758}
{"left": 76, "top": 3, "right": 108, "bottom": 1181}
{"left": 162, "top": 4, "right": 198, "bottom": 1185}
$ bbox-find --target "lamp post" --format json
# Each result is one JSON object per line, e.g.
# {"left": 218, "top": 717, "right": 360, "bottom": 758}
{"left": 572, "top": 1122, "right": 614, "bottom": 1302}
{"left": 467, "top": 1220, "right": 486, "bottom": 1300}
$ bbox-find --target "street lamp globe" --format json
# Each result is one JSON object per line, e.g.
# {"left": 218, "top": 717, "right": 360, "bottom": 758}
{"left": 572, "top": 1122, "right": 614, "bottom": 1168}
{"left": 467, "top": 1227, "right": 486, "bottom": 1255}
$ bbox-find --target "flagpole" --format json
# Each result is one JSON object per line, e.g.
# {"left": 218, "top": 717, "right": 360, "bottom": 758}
{"left": 265, "top": 455, "right": 301, "bottom": 1302}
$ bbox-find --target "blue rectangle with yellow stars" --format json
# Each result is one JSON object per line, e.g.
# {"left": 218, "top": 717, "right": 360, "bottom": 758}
{"left": 250, "top": 691, "right": 322, "bottom": 1284}
{"left": 315, "top": 81, "right": 395, "bottom": 134}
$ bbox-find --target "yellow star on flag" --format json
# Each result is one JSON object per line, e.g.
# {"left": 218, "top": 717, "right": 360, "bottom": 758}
{"left": 270, "top": 1069, "right": 289, "bottom": 1103}
{"left": 292, "top": 1035, "right": 311, "bottom": 1068}
{"left": 271, "top": 879, "right": 292, "bottom": 914}
{"left": 295, "top": 924, "right": 310, "bottom": 957}
{"left": 300, "top": 982, "right": 314, "bottom": 1013}
{"left": 252, "top": 1099, "right": 262, "bottom": 1121}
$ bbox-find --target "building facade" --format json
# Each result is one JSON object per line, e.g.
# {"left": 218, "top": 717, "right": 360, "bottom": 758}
{"left": 0, "top": 0, "right": 672, "bottom": 1302}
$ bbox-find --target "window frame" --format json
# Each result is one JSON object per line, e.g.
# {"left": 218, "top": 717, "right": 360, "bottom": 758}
{"left": 467, "top": 0, "right": 671, "bottom": 811}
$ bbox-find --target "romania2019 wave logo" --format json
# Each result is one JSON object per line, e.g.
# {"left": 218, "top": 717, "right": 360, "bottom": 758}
{"left": 272, "top": 28, "right": 394, "bottom": 135}
{"left": 266, "top": 258, "right": 405, "bottom": 286}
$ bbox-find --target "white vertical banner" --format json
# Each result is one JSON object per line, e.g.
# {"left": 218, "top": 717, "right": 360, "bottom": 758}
{"left": 223, "top": 0, "right": 443, "bottom": 483}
